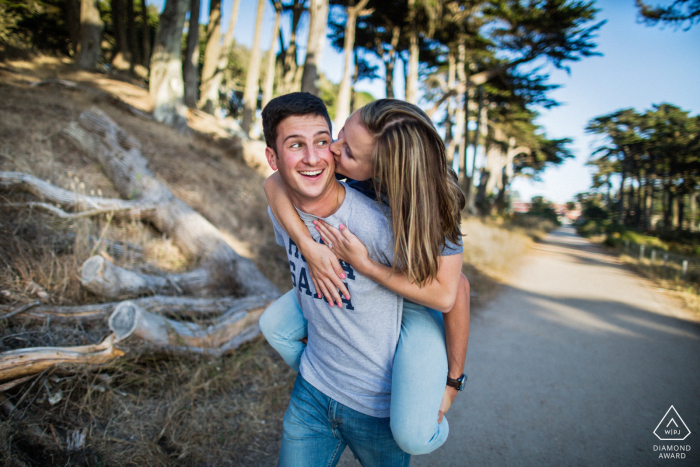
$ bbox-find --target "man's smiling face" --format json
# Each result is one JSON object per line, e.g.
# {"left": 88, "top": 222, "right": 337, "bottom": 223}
{"left": 265, "top": 114, "right": 335, "bottom": 205}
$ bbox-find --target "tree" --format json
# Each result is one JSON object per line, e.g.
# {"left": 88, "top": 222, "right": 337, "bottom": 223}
{"left": 637, "top": 0, "right": 700, "bottom": 29}
{"left": 184, "top": 0, "right": 201, "bottom": 108}
{"left": 262, "top": 1, "right": 283, "bottom": 109}
{"left": 301, "top": 0, "right": 330, "bottom": 95}
{"left": 199, "top": 0, "right": 242, "bottom": 114}
{"left": 149, "top": 0, "right": 189, "bottom": 128}
{"left": 111, "top": 0, "right": 132, "bottom": 70}
{"left": 75, "top": 0, "right": 104, "bottom": 70}
{"left": 242, "top": 0, "right": 266, "bottom": 134}
{"left": 334, "top": 0, "right": 371, "bottom": 130}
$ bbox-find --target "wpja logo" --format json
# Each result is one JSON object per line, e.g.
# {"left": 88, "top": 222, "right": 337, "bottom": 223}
{"left": 652, "top": 406, "right": 691, "bottom": 460}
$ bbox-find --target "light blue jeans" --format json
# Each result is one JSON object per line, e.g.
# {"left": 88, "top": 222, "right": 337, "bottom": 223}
{"left": 259, "top": 290, "right": 449, "bottom": 455}
{"left": 280, "top": 373, "right": 410, "bottom": 467}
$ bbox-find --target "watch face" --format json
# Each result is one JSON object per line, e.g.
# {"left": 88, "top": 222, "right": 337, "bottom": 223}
{"left": 458, "top": 374, "right": 467, "bottom": 391}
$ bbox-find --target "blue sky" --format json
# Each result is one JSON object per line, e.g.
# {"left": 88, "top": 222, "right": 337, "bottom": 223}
{"left": 151, "top": 0, "right": 700, "bottom": 203}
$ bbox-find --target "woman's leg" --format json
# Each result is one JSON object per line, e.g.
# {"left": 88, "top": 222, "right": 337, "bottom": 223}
{"left": 258, "top": 290, "right": 307, "bottom": 373}
{"left": 390, "top": 301, "right": 449, "bottom": 455}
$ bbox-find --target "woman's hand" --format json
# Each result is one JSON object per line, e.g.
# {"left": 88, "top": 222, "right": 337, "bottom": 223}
{"left": 299, "top": 238, "right": 350, "bottom": 308}
{"left": 314, "top": 220, "right": 373, "bottom": 275}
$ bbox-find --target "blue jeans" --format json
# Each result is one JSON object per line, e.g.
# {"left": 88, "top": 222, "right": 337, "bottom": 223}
{"left": 260, "top": 290, "right": 449, "bottom": 455}
{"left": 280, "top": 374, "right": 410, "bottom": 467}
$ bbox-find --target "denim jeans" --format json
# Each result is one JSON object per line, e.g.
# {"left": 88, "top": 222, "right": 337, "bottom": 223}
{"left": 280, "top": 374, "right": 411, "bottom": 467}
{"left": 260, "top": 290, "right": 449, "bottom": 455}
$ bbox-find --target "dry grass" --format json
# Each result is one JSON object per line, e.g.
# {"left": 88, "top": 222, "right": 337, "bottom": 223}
{"left": 0, "top": 58, "right": 294, "bottom": 466}
{"left": 460, "top": 217, "right": 543, "bottom": 307}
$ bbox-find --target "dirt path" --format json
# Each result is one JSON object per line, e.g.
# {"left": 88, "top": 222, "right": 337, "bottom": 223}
{"left": 342, "top": 226, "right": 700, "bottom": 466}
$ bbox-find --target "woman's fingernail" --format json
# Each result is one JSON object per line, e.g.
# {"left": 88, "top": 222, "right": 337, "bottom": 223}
{"left": 345, "top": 295, "right": 350, "bottom": 300}
{"left": 340, "top": 273, "right": 346, "bottom": 279}
{"left": 339, "top": 224, "right": 345, "bottom": 229}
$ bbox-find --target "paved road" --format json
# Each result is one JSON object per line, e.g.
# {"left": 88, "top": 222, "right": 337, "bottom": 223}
{"left": 340, "top": 226, "right": 700, "bottom": 466}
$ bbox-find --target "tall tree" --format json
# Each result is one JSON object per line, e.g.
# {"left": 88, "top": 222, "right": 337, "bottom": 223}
{"left": 262, "top": 0, "right": 283, "bottom": 110}
{"left": 334, "top": 0, "right": 371, "bottom": 130}
{"left": 199, "top": 0, "right": 242, "bottom": 114}
{"left": 149, "top": 0, "right": 189, "bottom": 127}
{"left": 75, "top": 0, "right": 104, "bottom": 70}
{"left": 140, "top": 0, "right": 151, "bottom": 66}
{"left": 111, "top": 0, "right": 132, "bottom": 70}
{"left": 278, "top": 0, "right": 305, "bottom": 95}
{"left": 184, "top": 0, "right": 201, "bottom": 108}
{"left": 242, "top": 0, "right": 266, "bottom": 134}
{"left": 126, "top": 0, "right": 140, "bottom": 65}
{"left": 301, "top": 0, "right": 330, "bottom": 95}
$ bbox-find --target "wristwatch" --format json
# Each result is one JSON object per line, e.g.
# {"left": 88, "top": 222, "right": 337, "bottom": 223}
{"left": 446, "top": 373, "right": 467, "bottom": 391}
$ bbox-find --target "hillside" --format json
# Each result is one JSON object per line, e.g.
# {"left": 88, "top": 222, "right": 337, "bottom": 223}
{"left": 0, "top": 57, "right": 295, "bottom": 466}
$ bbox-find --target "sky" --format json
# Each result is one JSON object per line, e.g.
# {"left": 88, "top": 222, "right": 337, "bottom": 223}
{"left": 151, "top": 0, "right": 700, "bottom": 203}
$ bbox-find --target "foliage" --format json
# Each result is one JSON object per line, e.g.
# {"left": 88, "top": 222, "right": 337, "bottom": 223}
{"left": 586, "top": 103, "right": 700, "bottom": 231}
{"left": 0, "top": 0, "right": 73, "bottom": 54}
{"left": 526, "top": 196, "right": 560, "bottom": 225}
{"left": 637, "top": 0, "right": 700, "bottom": 29}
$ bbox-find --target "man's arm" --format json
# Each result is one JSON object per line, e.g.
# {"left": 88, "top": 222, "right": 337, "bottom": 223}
{"left": 263, "top": 173, "right": 349, "bottom": 306}
{"left": 439, "top": 273, "right": 470, "bottom": 422}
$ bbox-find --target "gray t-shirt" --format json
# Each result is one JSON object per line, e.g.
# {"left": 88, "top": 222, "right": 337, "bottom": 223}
{"left": 269, "top": 182, "right": 403, "bottom": 418}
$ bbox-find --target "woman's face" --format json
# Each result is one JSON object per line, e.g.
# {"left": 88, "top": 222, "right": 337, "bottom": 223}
{"left": 330, "top": 111, "right": 375, "bottom": 181}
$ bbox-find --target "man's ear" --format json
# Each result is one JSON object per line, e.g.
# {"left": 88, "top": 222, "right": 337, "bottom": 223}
{"left": 265, "top": 146, "right": 278, "bottom": 171}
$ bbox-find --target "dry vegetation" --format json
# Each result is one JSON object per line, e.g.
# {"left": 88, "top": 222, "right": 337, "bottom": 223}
{"left": 0, "top": 57, "right": 542, "bottom": 466}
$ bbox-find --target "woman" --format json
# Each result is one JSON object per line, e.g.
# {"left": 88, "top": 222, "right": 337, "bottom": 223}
{"left": 260, "top": 99, "right": 470, "bottom": 455}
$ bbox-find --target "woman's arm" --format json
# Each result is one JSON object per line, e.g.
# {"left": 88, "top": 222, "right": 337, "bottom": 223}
{"left": 314, "top": 221, "right": 461, "bottom": 313}
{"left": 263, "top": 173, "right": 349, "bottom": 306}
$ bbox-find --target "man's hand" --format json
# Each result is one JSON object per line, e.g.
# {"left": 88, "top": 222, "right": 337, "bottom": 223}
{"left": 438, "top": 386, "right": 458, "bottom": 423}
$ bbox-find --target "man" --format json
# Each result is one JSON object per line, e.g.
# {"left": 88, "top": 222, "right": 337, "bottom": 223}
{"left": 262, "top": 92, "right": 410, "bottom": 466}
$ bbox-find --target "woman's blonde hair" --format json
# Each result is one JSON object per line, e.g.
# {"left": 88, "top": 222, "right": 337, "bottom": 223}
{"left": 359, "top": 99, "right": 465, "bottom": 286}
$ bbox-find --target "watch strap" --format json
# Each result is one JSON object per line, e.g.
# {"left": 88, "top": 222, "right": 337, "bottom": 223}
{"left": 446, "top": 373, "right": 467, "bottom": 391}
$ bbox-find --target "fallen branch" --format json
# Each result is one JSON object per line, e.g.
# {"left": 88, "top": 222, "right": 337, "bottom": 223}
{"left": 0, "top": 334, "right": 124, "bottom": 382}
{"left": 1, "top": 301, "right": 40, "bottom": 320}
{"left": 60, "top": 108, "right": 278, "bottom": 299}
{"left": 3, "top": 201, "right": 157, "bottom": 220}
{"left": 109, "top": 296, "right": 270, "bottom": 350}
{"left": 0, "top": 295, "right": 267, "bottom": 322}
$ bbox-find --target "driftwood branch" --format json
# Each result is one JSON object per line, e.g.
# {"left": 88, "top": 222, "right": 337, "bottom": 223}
{"left": 3, "top": 201, "right": 157, "bottom": 220}
{"left": 80, "top": 256, "right": 212, "bottom": 300}
{"left": 59, "top": 108, "right": 278, "bottom": 299}
{"left": 108, "top": 296, "right": 271, "bottom": 355}
{"left": 0, "top": 295, "right": 267, "bottom": 323}
{"left": 0, "top": 334, "right": 124, "bottom": 382}
{"left": 1, "top": 301, "right": 40, "bottom": 320}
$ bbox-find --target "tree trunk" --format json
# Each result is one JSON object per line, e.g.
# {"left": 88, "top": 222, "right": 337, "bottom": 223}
{"left": 617, "top": 170, "right": 626, "bottom": 224}
{"left": 242, "top": 0, "right": 267, "bottom": 134}
{"left": 149, "top": 0, "right": 189, "bottom": 128}
{"left": 198, "top": 0, "right": 223, "bottom": 114}
{"left": 75, "top": 0, "right": 104, "bottom": 70}
{"left": 61, "top": 108, "right": 279, "bottom": 298}
{"left": 140, "top": 0, "right": 151, "bottom": 66}
{"left": 111, "top": 0, "right": 132, "bottom": 70}
{"left": 262, "top": 1, "right": 282, "bottom": 110}
{"left": 126, "top": 0, "right": 140, "bottom": 65}
{"left": 184, "top": 0, "right": 202, "bottom": 108}
{"left": 380, "top": 26, "right": 400, "bottom": 99}
{"left": 66, "top": 0, "right": 82, "bottom": 55}
{"left": 677, "top": 195, "right": 685, "bottom": 230}
{"left": 279, "top": 0, "right": 304, "bottom": 95}
{"left": 690, "top": 192, "right": 697, "bottom": 231}
{"left": 334, "top": 0, "right": 370, "bottom": 132}
{"left": 198, "top": 0, "right": 241, "bottom": 115}
{"left": 0, "top": 334, "right": 124, "bottom": 382}
{"left": 405, "top": 0, "right": 419, "bottom": 104}
{"left": 464, "top": 86, "right": 485, "bottom": 214}
{"left": 301, "top": 0, "right": 329, "bottom": 96}
{"left": 444, "top": 51, "right": 456, "bottom": 167}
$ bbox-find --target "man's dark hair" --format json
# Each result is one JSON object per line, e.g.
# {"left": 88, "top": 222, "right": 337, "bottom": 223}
{"left": 261, "top": 92, "right": 332, "bottom": 153}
